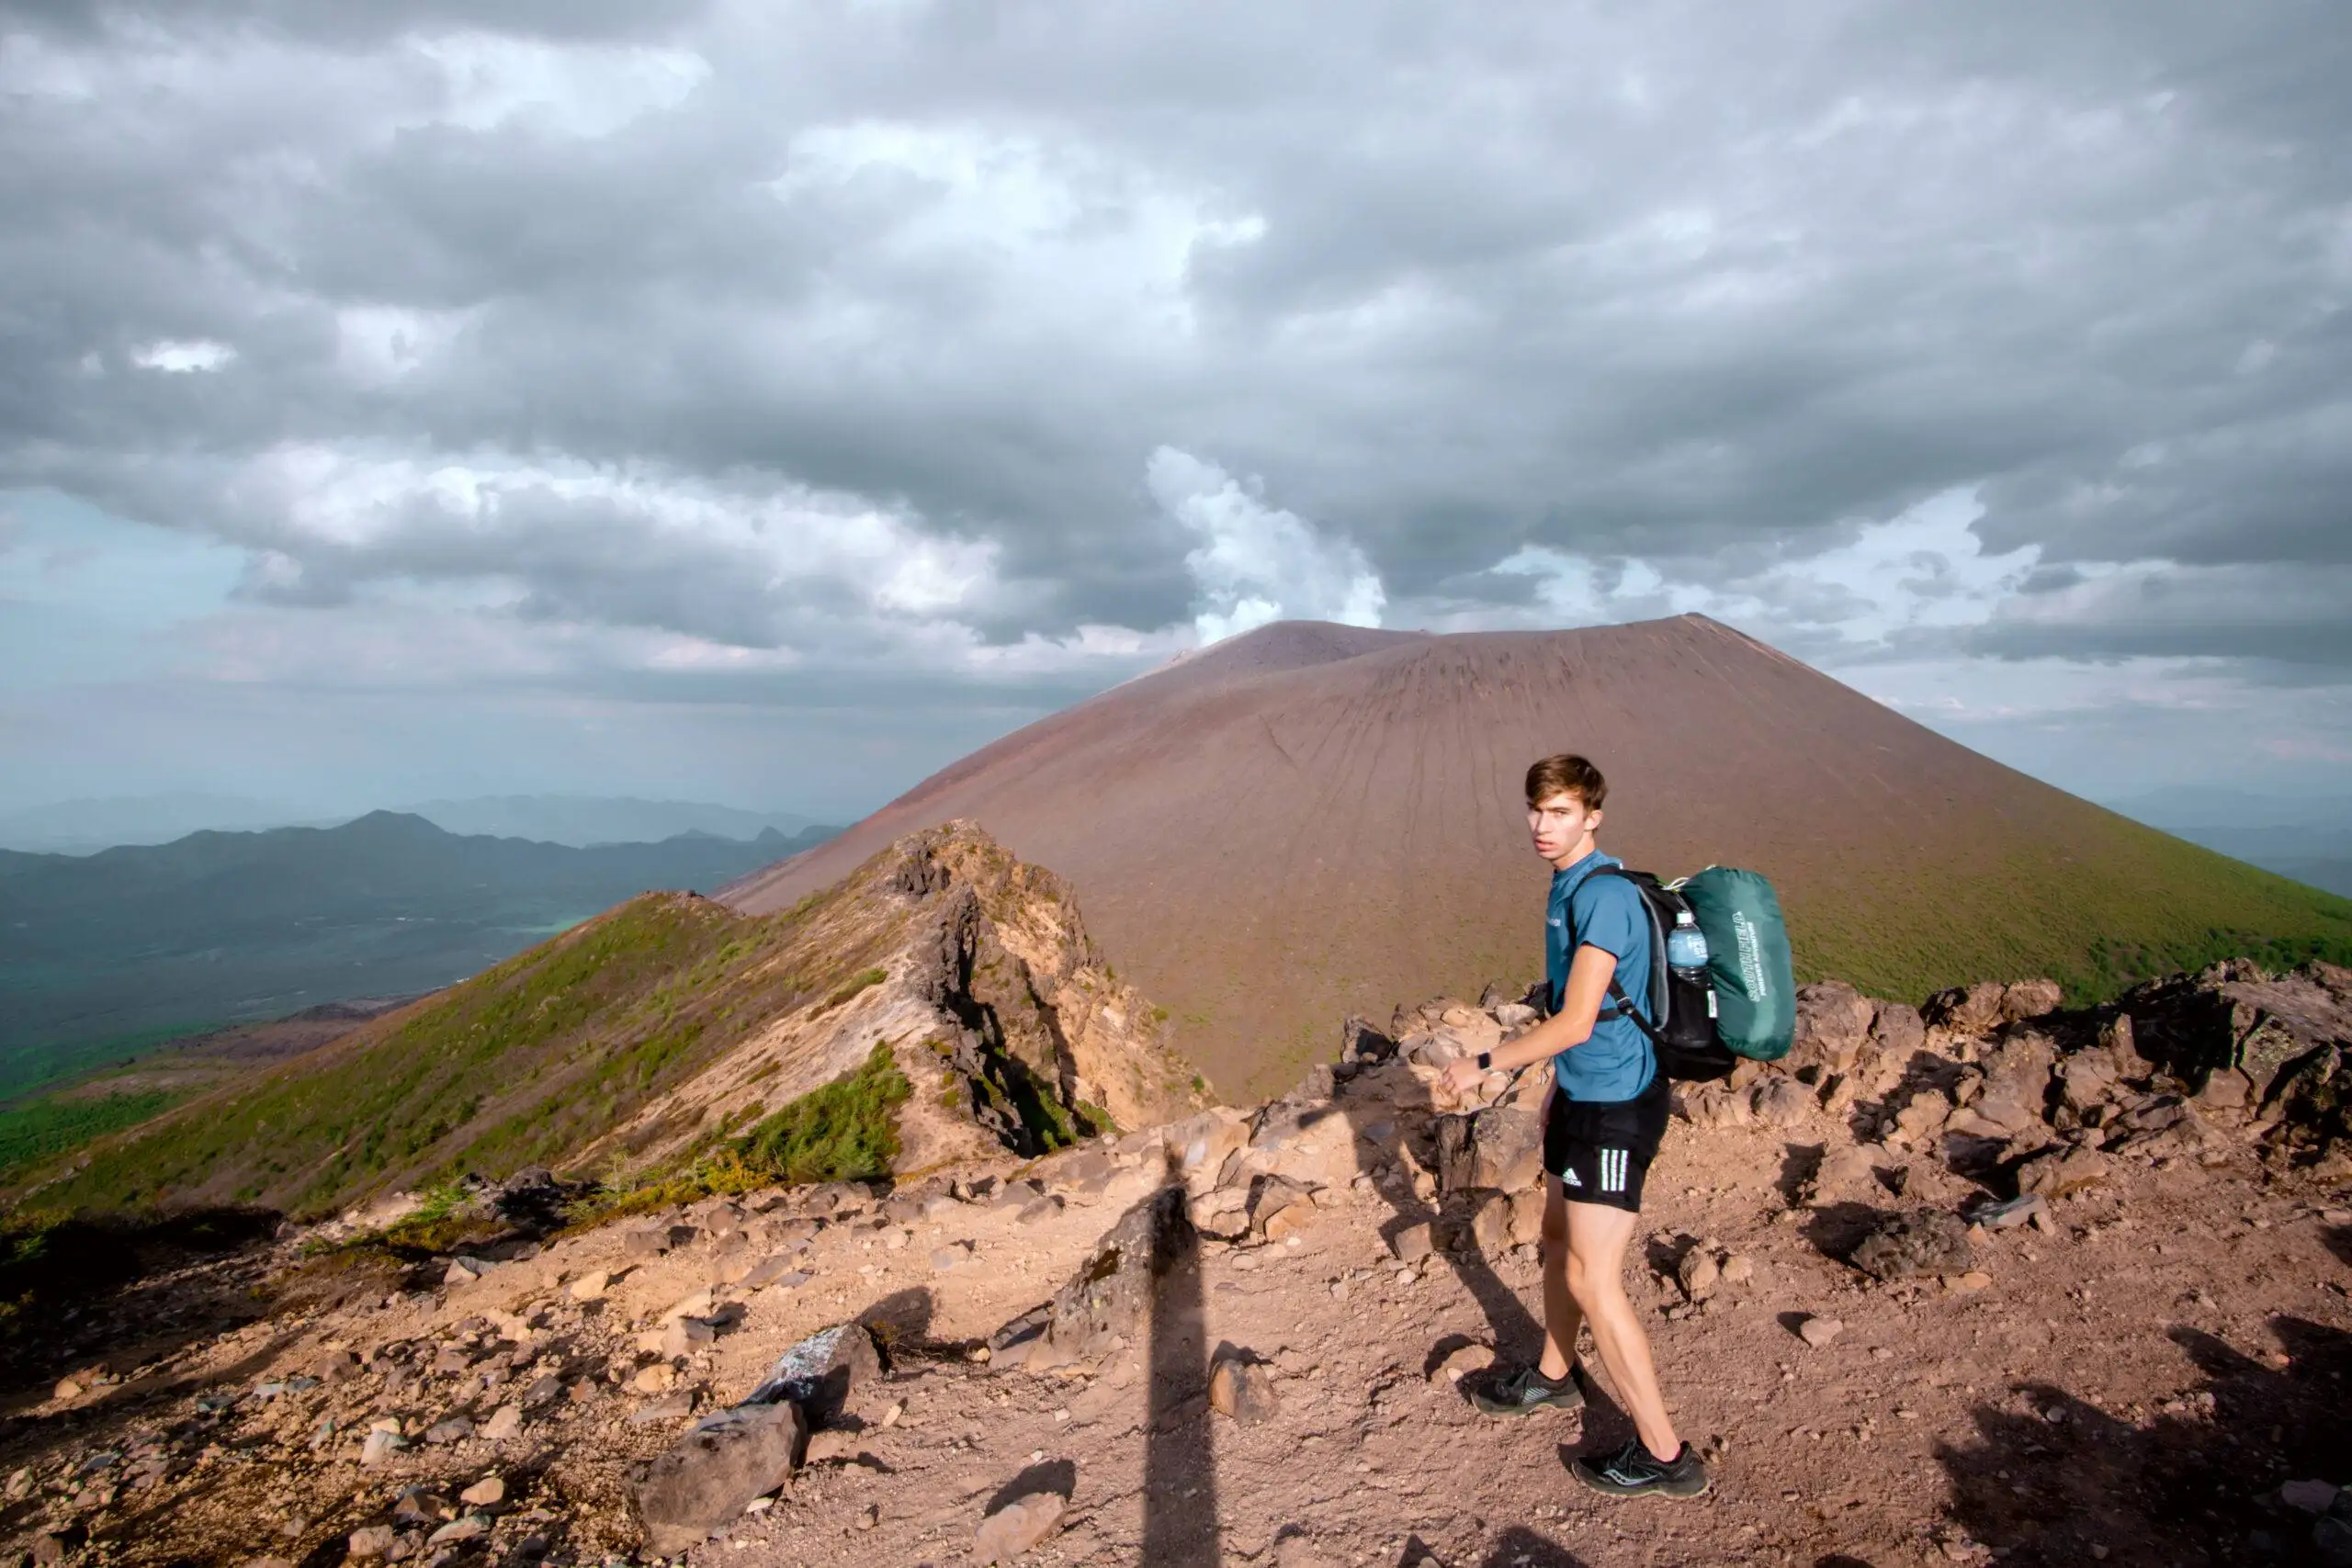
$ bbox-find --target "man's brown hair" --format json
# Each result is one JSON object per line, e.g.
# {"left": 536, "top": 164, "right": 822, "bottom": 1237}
{"left": 1525, "top": 753, "right": 1607, "bottom": 811}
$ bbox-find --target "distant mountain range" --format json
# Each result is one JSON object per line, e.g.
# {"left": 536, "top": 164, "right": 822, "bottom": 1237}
{"left": 0, "top": 795, "right": 822, "bottom": 855}
{"left": 2101, "top": 791, "right": 2352, "bottom": 898}
{"left": 0, "top": 813, "right": 834, "bottom": 1098}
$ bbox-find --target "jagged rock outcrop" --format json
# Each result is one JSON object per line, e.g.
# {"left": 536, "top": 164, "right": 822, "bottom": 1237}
{"left": 579, "top": 820, "right": 1210, "bottom": 1182}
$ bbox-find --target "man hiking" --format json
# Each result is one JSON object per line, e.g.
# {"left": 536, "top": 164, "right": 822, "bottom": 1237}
{"left": 1441, "top": 752, "right": 1708, "bottom": 1500}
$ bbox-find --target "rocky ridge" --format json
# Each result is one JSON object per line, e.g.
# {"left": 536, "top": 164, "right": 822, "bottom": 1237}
{"left": 0, "top": 957, "right": 2346, "bottom": 1566}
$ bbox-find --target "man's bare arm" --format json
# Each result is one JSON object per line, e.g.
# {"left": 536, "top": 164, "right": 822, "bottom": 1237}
{"left": 1443, "top": 944, "right": 1617, "bottom": 1093}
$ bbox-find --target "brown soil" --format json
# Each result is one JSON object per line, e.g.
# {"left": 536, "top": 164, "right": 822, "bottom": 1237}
{"left": 720, "top": 615, "right": 2338, "bottom": 1103}
{"left": 4, "top": 986, "right": 2345, "bottom": 1568}
{"left": 54, "top": 999, "right": 413, "bottom": 1100}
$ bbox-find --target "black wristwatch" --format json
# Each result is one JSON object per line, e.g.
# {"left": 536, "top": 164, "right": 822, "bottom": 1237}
{"left": 1476, "top": 1052, "right": 1492, "bottom": 1071}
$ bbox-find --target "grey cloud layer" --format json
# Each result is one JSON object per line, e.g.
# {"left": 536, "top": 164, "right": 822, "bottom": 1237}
{"left": 2, "top": 0, "right": 2346, "bottom": 679}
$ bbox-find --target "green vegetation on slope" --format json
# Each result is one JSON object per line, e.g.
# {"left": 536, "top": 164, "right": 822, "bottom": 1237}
{"left": 548, "top": 1044, "right": 914, "bottom": 1230}
{"left": 734, "top": 1042, "right": 910, "bottom": 1183}
{"left": 31, "top": 887, "right": 868, "bottom": 1218}
{"left": 1783, "top": 811, "right": 2352, "bottom": 1009}
{"left": 0, "top": 1091, "right": 181, "bottom": 1183}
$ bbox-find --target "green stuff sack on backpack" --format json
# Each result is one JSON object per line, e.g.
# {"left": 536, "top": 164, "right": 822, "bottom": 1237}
{"left": 1677, "top": 866, "right": 1795, "bottom": 1061}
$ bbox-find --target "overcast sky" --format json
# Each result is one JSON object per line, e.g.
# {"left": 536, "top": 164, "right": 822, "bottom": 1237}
{"left": 2, "top": 1, "right": 2346, "bottom": 824}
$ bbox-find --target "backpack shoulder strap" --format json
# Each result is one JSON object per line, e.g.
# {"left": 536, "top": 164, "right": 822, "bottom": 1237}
{"left": 1565, "top": 865, "right": 1664, "bottom": 1032}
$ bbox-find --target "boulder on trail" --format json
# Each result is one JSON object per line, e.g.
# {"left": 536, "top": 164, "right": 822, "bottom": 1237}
{"left": 1207, "top": 1350, "right": 1283, "bottom": 1423}
{"left": 1926, "top": 982, "right": 2007, "bottom": 1033}
{"left": 976, "top": 1490, "right": 1067, "bottom": 1564}
{"left": 1170, "top": 1108, "right": 1251, "bottom": 1194}
{"left": 1752, "top": 1077, "right": 1816, "bottom": 1129}
{"left": 1870, "top": 999, "right": 1927, "bottom": 1061}
{"left": 1967, "top": 1033, "right": 2056, "bottom": 1137}
{"left": 631, "top": 1400, "right": 808, "bottom": 1555}
{"left": 744, "top": 1323, "right": 882, "bottom": 1427}
{"left": 2016, "top": 1145, "right": 2109, "bottom": 1200}
{"left": 1792, "top": 982, "right": 1875, "bottom": 1075}
{"left": 1999, "top": 978, "right": 2064, "bottom": 1022}
{"left": 1849, "top": 1210, "right": 1973, "bottom": 1281}
{"left": 1023, "top": 1185, "right": 1194, "bottom": 1372}
{"left": 1435, "top": 1105, "right": 1543, "bottom": 1193}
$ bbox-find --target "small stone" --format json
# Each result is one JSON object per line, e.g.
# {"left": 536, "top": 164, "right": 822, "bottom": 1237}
{"left": 1971, "top": 1193, "right": 2049, "bottom": 1231}
{"left": 1721, "top": 1254, "right": 1756, "bottom": 1286}
{"left": 444, "top": 1259, "right": 483, "bottom": 1287}
{"left": 662, "top": 1316, "right": 718, "bottom": 1359}
{"left": 628, "top": 1391, "right": 697, "bottom": 1426}
{"left": 481, "top": 1404, "right": 525, "bottom": 1441}
{"left": 424, "top": 1416, "right": 475, "bottom": 1445}
{"left": 346, "top": 1526, "right": 399, "bottom": 1559}
{"left": 426, "top": 1515, "right": 490, "bottom": 1545}
{"left": 1207, "top": 1352, "right": 1283, "bottom": 1423}
{"left": 459, "top": 1475, "right": 506, "bottom": 1507}
{"left": 1678, "top": 1249, "right": 1721, "bottom": 1302}
{"left": 568, "top": 1269, "right": 611, "bottom": 1303}
{"left": 2282, "top": 1479, "right": 2341, "bottom": 1515}
{"left": 1389, "top": 1224, "right": 1433, "bottom": 1263}
{"left": 1798, "top": 1315, "right": 1845, "bottom": 1348}
{"left": 1849, "top": 1210, "right": 1973, "bottom": 1282}
{"left": 634, "top": 1363, "right": 679, "bottom": 1394}
{"left": 662, "top": 1288, "right": 717, "bottom": 1322}
{"left": 2016, "top": 1145, "right": 2109, "bottom": 1201}
{"left": 360, "top": 1428, "right": 408, "bottom": 1466}
{"left": 804, "top": 1428, "right": 867, "bottom": 1464}
{"left": 975, "top": 1491, "right": 1067, "bottom": 1564}
{"left": 1948, "top": 1270, "right": 1994, "bottom": 1294}
{"left": 51, "top": 1377, "right": 83, "bottom": 1402}
{"left": 1429, "top": 1343, "right": 1495, "bottom": 1385}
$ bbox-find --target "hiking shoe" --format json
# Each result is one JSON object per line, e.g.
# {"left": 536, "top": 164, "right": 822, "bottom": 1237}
{"left": 1570, "top": 1438, "right": 1710, "bottom": 1499}
{"left": 1471, "top": 1363, "right": 1587, "bottom": 1416}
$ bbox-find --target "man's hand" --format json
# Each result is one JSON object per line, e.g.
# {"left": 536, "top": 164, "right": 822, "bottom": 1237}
{"left": 1441, "top": 1056, "right": 1485, "bottom": 1100}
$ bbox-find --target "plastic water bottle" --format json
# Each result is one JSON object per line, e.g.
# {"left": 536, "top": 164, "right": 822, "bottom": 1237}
{"left": 1667, "top": 910, "right": 1710, "bottom": 973}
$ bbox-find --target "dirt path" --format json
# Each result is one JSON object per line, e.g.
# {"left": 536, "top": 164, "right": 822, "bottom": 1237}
{"left": 3, "top": 990, "right": 2347, "bottom": 1567}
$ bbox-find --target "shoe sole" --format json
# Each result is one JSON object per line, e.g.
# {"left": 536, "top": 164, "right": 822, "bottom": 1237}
{"left": 1569, "top": 1463, "right": 1711, "bottom": 1500}
{"left": 1471, "top": 1392, "right": 1586, "bottom": 1417}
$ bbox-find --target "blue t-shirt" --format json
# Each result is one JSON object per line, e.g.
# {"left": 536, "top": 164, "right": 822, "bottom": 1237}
{"left": 1545, "top": 850, "right": 1657, "bottom": 1103}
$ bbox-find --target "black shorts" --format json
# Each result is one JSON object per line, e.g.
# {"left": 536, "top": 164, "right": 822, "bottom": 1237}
{"left": 1544, "top": 1077, "right": 1671, "bottom": 1213}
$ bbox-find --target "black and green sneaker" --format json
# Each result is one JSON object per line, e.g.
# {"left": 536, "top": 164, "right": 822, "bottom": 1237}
{"left": 1471, "top": 1363, "right": 1588, "bottom": 1416}
{"left": 1569, "top": 1438, "right": 1710, "bottom": 1499}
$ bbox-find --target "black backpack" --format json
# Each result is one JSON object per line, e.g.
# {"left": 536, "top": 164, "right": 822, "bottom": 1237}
{"left": 1565, "top": 867, "right": 1738, "bottom": 1083}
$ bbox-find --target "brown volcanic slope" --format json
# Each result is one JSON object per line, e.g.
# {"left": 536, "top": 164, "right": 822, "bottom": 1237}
{"left": 726, "top": 615, "right": 2352, "bottom": 1101}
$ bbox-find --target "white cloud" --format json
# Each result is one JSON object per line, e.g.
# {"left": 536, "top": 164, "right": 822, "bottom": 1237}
{"left": 130, "top": 339, "right": 236, "bottom": 373}
{"left": 214, "top": 445, "right": 1005, "bottom": 649}
{"left": 1479, "top": 487, "right": 2040, "bottom": 649}
{"left": 410, "top": 34, "right": 710, "bottom": 139}
{"left": 335, "top": 306, "right": 473, "bottom": 383}
{"left": 1148, "top": 446, "right": 1385, "bottom": 644}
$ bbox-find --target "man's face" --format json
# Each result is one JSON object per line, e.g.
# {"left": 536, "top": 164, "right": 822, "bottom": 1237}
{"left": 1527, "top": 791, "right": 1601, "bottom": 864}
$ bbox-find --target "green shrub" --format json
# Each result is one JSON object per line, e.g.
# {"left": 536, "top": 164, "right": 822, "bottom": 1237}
{"left": 820, "top": 967, "right": 888, "bottom": 1011}
{"left": 0, "top": 1091, "right": 180, "bottom": 1183}
{"left": 733, "top": 1043, "right": 910, "bottom": 1184}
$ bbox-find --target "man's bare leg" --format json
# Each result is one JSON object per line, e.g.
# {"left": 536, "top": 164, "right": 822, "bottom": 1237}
{"left": 1534, "top": 1174, "right": 1584, "bottom": 1381}
{"left": 1563, "top": 1198, "right": 1681, "bottom": 1460}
